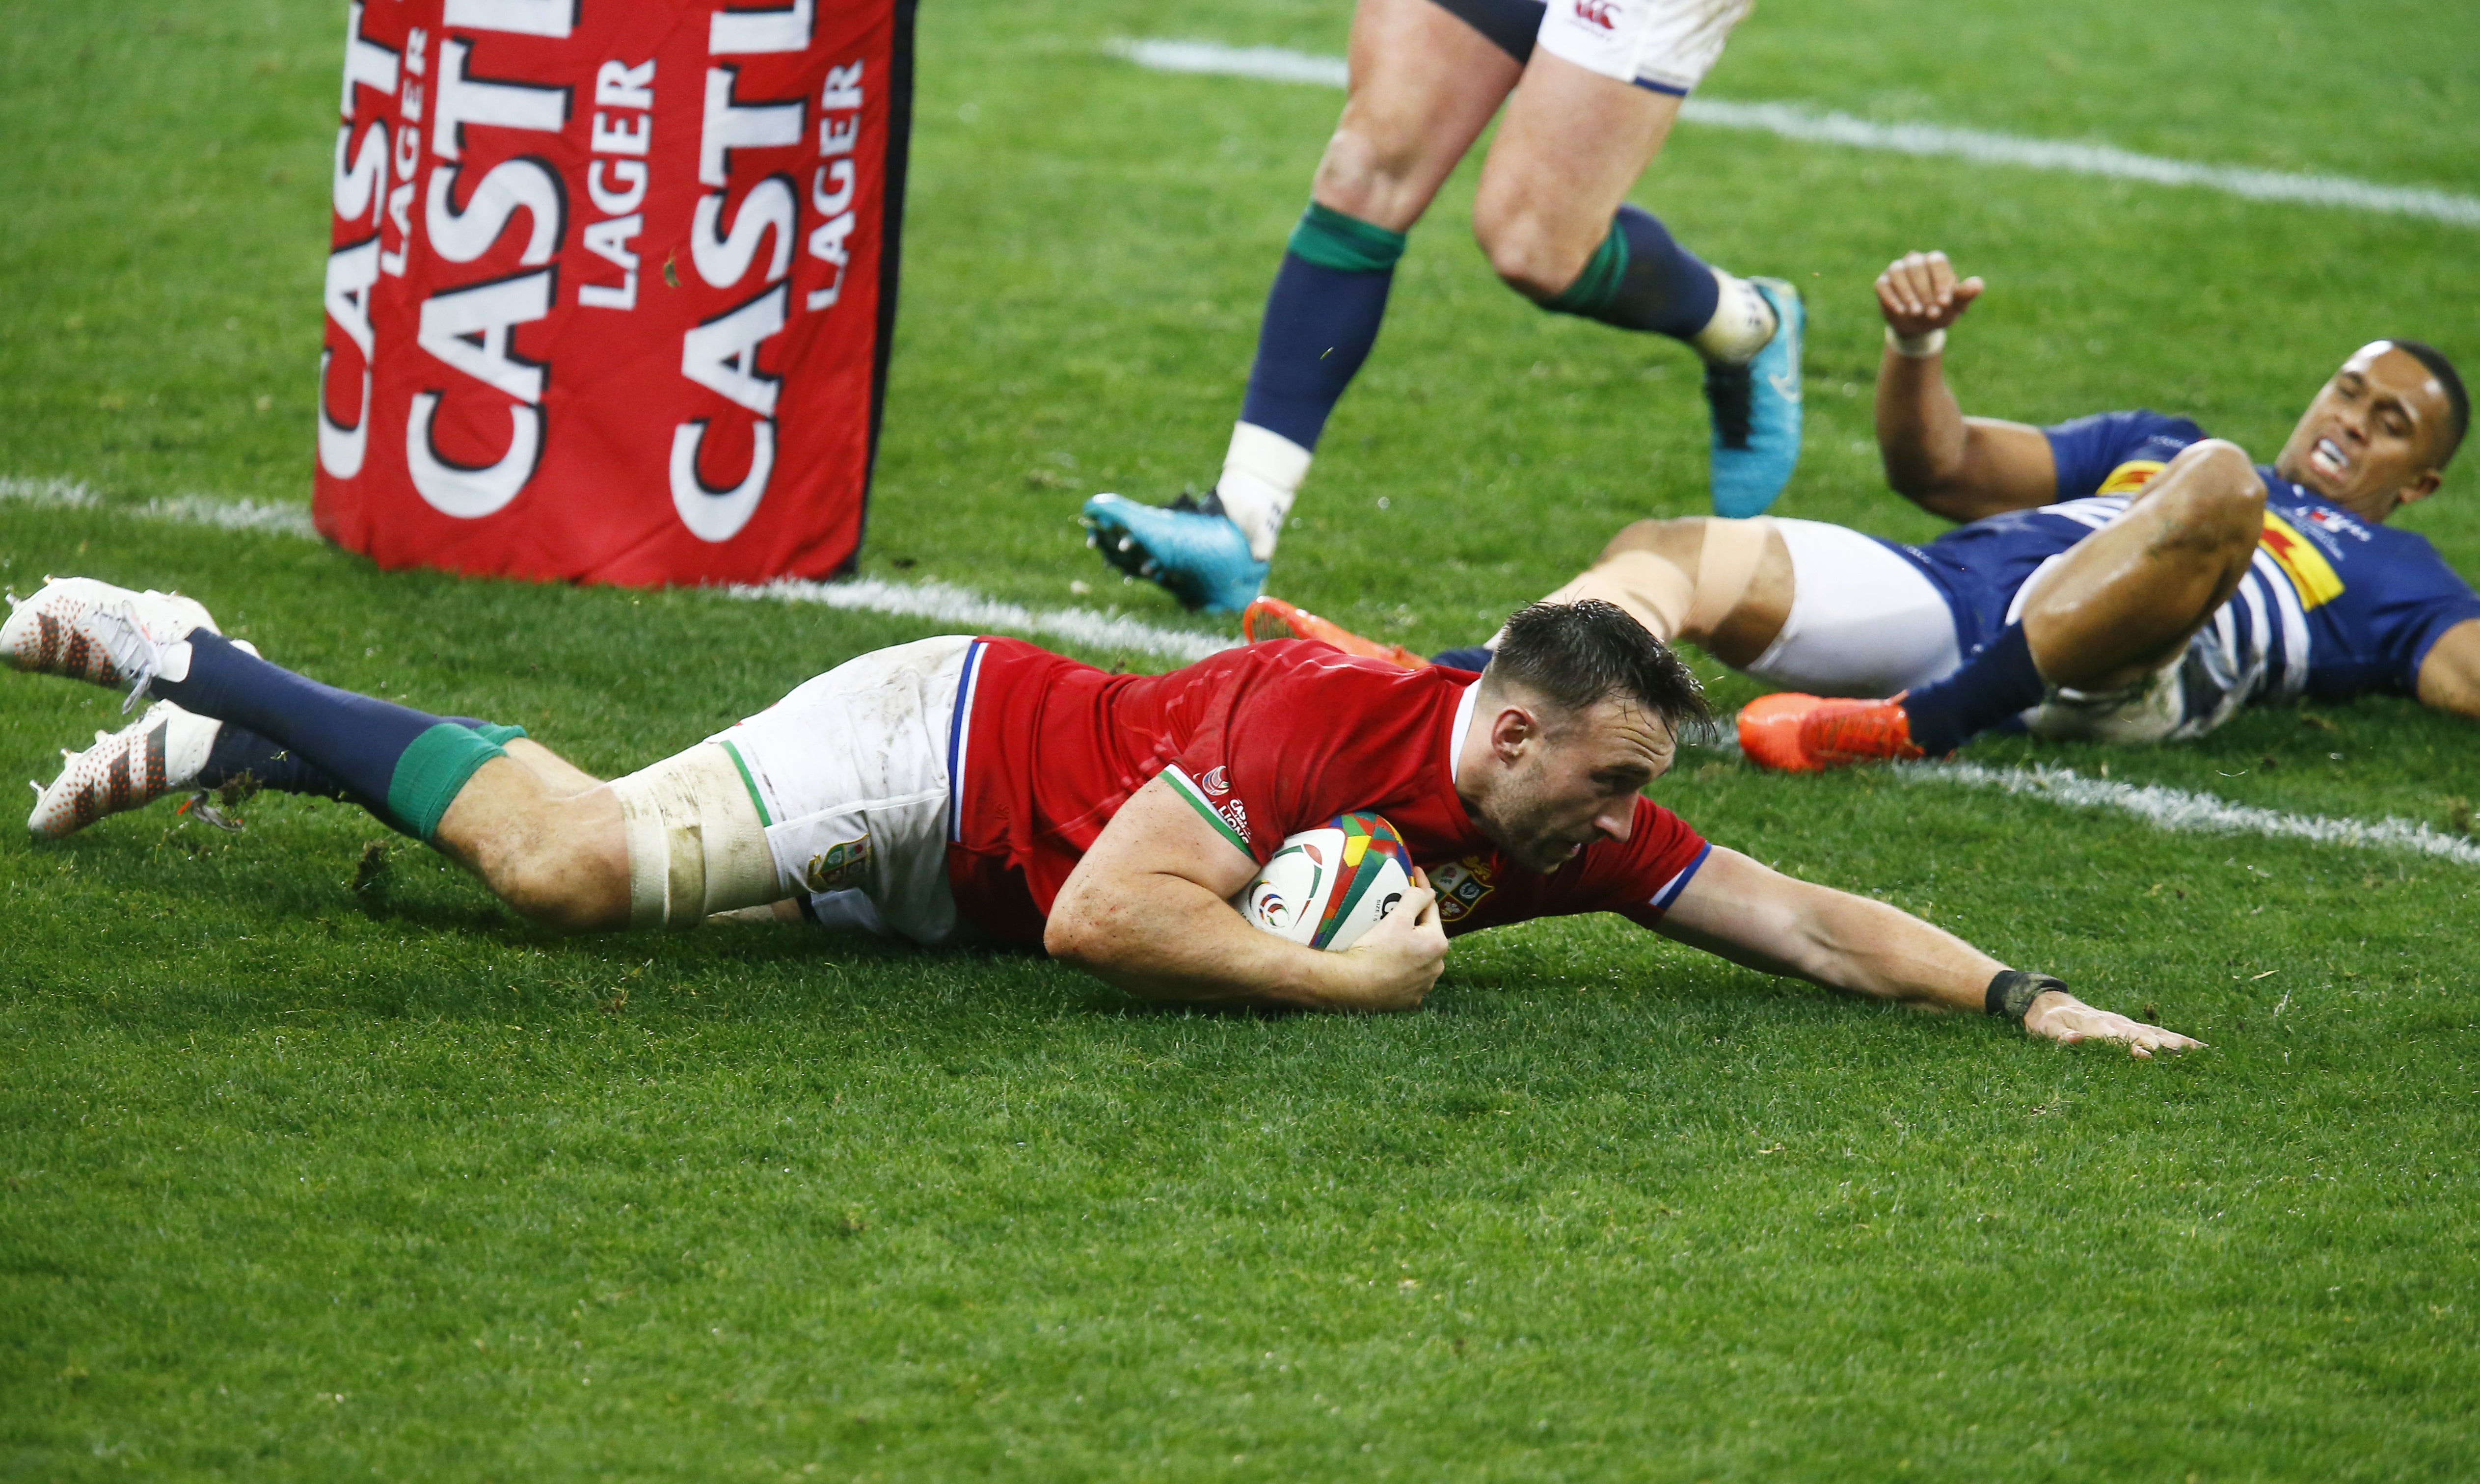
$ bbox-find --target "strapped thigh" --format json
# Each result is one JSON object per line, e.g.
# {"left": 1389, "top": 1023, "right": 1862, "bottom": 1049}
{"left": 609, "top": 742, "right": 782, "bottom": 930}
{"left": 1685, "top": 514, "right": 1772, "bottom": 636}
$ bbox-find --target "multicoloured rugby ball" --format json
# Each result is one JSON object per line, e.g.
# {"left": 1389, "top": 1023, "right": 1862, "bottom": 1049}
{"left": 1240, "top": 812, "right": 1416, "bottom": 951}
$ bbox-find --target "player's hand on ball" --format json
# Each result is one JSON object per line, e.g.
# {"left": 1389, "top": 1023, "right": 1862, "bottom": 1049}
{"left": 2022, "top": 992, "right": 2206, "bottom": 1060}
{"left": 1876, "top": 250, "right": 1985, "bottom": 336}
{"left": 1336, "top": 867, "right": 1448, "bottom": 1012}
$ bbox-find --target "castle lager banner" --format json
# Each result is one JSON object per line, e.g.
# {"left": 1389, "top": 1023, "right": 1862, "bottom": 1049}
{"left": 314, "top": 0, "right": 914, "bottom": 584}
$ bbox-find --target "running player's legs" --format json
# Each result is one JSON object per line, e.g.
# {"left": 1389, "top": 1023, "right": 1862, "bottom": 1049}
{"left": 2015, "top": 439, "right": 2265, "bottom": 691}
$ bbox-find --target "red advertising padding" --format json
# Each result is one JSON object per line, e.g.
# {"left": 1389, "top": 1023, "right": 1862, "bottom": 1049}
{"left": 314, "top": 0, "right": 915, "bottom": 585}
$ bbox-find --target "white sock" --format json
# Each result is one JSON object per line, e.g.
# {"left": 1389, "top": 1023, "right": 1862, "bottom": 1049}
{"left": 1691, "top": 269, "right": 1777, "bottom": 366}
{"left": 1213, "top": 422, "right": 1313, "bottom": 562}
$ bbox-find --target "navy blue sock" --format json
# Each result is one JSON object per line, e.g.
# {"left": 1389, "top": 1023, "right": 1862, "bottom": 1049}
{"left": 1545, "top": 205, "right": 1720, "bottom": 341}
{"left": 1902, "top": 623, "right": 2049, "bottom": 755}
{"left": 202, "top": 725, "right": 357, "bottom": 803}
{"left": 1431, "top": 646, "right": 1495, "bottom": 672}
{"left": 199, "top": 716, "right": 525, "bottom": 835}
{"left": 1236, "top": 204, "right": 1406, "bottom": 450}
{"left": 151, "top": 633, "right": 507, "bottom": 841}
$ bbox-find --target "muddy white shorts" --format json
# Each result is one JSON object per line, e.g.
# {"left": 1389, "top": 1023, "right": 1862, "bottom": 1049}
{"left": 1535, "top": 0, "right": 1755, "bottom": 95}
{"left": 701, "top": 635, "right": 975, "bottom": 945}
{"left": 1744, "top": 518, "right": 1963, "bottom": 697}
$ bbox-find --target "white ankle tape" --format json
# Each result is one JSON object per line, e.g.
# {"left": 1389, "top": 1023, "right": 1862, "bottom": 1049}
{"left": 1216, "top": 422, "right": 1313, "bottom": 561}
{"left": 1686, "top": 516, "right": 1772, "bottom": 636}
{"left": 611, "top": 742, "right": 781, "bottom": 930}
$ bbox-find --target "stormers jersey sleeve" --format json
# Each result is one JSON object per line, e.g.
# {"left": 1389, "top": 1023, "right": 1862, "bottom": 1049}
{"left": 2042, "top": 409, "right": 2208, "bottom": 498}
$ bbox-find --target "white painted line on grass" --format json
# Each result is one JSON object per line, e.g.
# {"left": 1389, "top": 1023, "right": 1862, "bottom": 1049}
{"left": 1, "top": 475, "right": 319, "bottom": 539}
{"left": 734, "top": 577, "right": 1235, "bottom": 662}
{"left": 1115, "top": 39, "right": 2480, "bottom": 230}
{"left": 1, "top": 476, "right": 1233, "bottom": 664}
{"left": 14, "top": 475, "right": 2468, "bottom": 863}
{"left": 1895, "top": 760, "right": 2480, "bottom": 867}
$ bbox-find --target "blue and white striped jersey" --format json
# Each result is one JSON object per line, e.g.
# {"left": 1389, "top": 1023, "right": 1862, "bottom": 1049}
{"left": 1885, "top": 410, "right": 2480, "bottom": 706}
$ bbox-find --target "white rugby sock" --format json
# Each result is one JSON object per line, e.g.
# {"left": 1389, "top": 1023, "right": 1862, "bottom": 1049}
{"left": 1691, "top": 269, "right": 1778, "bottom": 367}
{"left": 1213, "top": 422, "right": 1313, "bottom": 562}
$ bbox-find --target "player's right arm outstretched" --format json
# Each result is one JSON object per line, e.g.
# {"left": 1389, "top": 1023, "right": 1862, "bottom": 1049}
{"left": 1656, "top": 845, "right": 2202, "bottom": 1058}
{"left": 1872, "top": 250, "right": 2064, "bottom": 523}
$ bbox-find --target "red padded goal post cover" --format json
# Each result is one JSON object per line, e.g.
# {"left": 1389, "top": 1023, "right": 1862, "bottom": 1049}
{"left": 314, "top": 0, "right": 914, "bottom": 584}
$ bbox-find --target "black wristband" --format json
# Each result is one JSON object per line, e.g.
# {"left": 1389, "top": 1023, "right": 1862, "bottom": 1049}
{"left": 1985, "top": 969, "right": 2068, "bottom": 1025}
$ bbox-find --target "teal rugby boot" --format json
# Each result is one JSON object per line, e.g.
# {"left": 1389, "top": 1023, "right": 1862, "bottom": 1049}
{"left": 1703, "top": 276, "right": 1804, "bottom": 519}
{"left": 1081, "top": 492, "right": 1268, "bottom": 614}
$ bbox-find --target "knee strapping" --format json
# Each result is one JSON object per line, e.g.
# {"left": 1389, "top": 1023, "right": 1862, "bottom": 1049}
{"left": 1543, "top": 549, "right": 1696, "bottom": 639}
{"left": 610, "top": 743, "right": 781, "bottom": 930}
{"left": 1686, "top": 516, "right": 1773, "bottom": 636}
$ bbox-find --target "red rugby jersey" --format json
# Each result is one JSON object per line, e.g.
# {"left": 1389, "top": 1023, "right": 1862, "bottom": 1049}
{"left": 943, "top": 637, "right": 1712, "bottom": 949}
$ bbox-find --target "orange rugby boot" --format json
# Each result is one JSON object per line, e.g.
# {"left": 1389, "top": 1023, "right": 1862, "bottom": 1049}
{"left": 1241, "top": 596, "right": 1428, "bottom": 670}
{"left": 1800, "top": 695, "right": 1926, "bottom": 767}
{"left": 1735, "top": 692, "right": 1828, "bottom": 771}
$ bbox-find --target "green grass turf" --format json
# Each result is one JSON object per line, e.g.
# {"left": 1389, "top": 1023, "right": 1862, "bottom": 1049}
{"left": 3, "top": 0, "right": 2479, "bottom": 1478}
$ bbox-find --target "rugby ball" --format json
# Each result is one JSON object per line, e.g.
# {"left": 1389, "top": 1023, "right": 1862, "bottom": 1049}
{"left": 1239, "top": 812, "right": 1416, "bottom": 951}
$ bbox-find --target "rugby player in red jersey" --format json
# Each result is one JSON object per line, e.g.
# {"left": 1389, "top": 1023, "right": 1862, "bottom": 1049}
{"left": 6, "top": 583, "right": 2194, "bottom": 1053}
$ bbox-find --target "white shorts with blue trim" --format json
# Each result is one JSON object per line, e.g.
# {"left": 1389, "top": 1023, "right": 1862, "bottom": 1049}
{"left": 708, "top": 634, "right": 977, "bottom": 945}
{"left": 1535, "top": 0, "right": 1754, "bottom": 95}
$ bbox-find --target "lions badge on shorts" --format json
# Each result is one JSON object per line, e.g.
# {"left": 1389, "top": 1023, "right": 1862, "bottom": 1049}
{"left": 1430, "top": 855, "right": 1498, "bottom": 924}
{"left": 804, "top": 833, "right": 873, "bottom": 893}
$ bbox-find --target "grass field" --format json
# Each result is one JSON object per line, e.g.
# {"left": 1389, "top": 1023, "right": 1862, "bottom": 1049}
{"left": 4, "top": 0, "right": 2478, "bottom": 1478}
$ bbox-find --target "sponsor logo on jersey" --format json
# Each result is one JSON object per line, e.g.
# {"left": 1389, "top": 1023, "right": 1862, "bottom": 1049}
{"left": 2259, "top": 511, "right": 2345, "bottom": 609}
{"left": 804, "top": 833, "right": 872, "bottom": 893}
{"left": 1429, "top": 855, "right": 1498, "bottom": 923}
{"left": 1572, "top": 0, "right": 1619, "bottom": 30}
{"left": 1218, "top": 799, "right": 1252, "bottom": 844}
{"left": 1201, "top": 765, "right": 1230, "bottom": 794}
{"left": 2304, "top": 505, "right": 2372, "bottom": 543}
{"left": 2096, "top": 459, "right": 2167, "bottom": 495}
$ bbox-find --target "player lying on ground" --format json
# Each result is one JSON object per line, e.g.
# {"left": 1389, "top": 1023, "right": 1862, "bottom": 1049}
{"left": 1250, "top": 250, "right": 2479, "bottom": 768}
{"left": 7, "top": 583, "right": 2193, "bottom": 1053}
{"left": 1081, "top": 0, "right": 1804, "bottom": 612}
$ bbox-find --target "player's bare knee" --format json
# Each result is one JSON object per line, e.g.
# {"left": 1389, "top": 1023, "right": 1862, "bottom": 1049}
{"left": 1313, "top": 115, "right": 1429, "bottom": 220}
{"left": 1475, "top": 210, "right": 1583, "bottom": 302}
{"left": 2161, "top": 441, "right": 2266, "bottom": 544}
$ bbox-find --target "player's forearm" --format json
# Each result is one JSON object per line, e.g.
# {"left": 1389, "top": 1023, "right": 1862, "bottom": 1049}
{"left": 1045, "top": 873, "right": 1358, "bottom": 1011}
{"left": 1875, "top": 346, "right": 1974, "bottom": 504}
{"left": 1786, "top": 885, "right": 2004, "bottom": 1012}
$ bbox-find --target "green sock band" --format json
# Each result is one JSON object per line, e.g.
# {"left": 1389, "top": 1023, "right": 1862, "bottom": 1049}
{"left": 1286, "top": 202, "right": 1407, "bottom": 274}
{"left": 1544, "top": 219, "right": 1629, "bottom": 318}
{"left": 469, "top": 722, "right": 528, "bottom": 747}
{"left": 386, "top": 723, "right": 508, "bottom": 842}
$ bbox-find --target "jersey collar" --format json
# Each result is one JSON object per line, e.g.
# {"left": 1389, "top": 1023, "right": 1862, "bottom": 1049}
{"left": 1446, "top": 677, "right": 1480, "bottom": 787}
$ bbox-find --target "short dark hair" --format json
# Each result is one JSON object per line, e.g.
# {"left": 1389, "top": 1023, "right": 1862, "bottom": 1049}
{"left": 2386, "top": 339, "right": 2468, "bottom": 466}
{"left": 1484, "top": 599, "right": 1712, "bottom": 736}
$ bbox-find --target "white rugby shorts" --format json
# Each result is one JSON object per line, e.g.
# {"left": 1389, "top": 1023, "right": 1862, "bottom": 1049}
{"left": 1535, "top": 0, "right": 1754, "bottom": 95}
{"left": 709, "top": 634, "right": 975, "bottom": 945}
{"left": 1745, "top": 519, "right": 1962, "bottom": 697}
